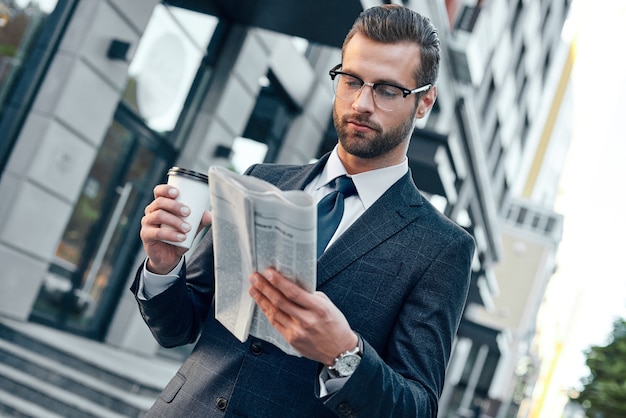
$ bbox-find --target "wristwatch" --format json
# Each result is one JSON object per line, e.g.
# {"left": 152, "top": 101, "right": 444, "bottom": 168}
{"left": 328, "top": 335, "right": 363, "bottom": 377}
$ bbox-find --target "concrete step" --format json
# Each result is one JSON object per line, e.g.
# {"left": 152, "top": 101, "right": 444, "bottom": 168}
{"left": 0, "top": 363, "right": 128, "bottom": 418}
{"left": 0, "top": 339, "right": 153, "bottom": 416}
{"left": 0, "top": 319, "right": 180, "bottom": 418}
{"left": 0, "top": 323, "right": 163, "bottom": 399}
{"left": 0, "top": 388, "right": 64, "bottom": 418}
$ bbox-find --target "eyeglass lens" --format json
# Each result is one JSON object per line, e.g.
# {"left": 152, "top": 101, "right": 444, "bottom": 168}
{"left": 333, "top": 73, "right": 405, "bottom": 111}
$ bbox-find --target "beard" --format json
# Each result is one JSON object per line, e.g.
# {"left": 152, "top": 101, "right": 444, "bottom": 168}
{"left": 333, "top": 106, "right": 416, "bottom": 159}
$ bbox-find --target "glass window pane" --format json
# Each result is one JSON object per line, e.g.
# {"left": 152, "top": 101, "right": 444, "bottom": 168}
{"left": 122, "top": 4, "right": 218, "bottom": 134}
{"left": 240, "top": 71, "right": 299, "bottom": 164}
{"left": 0, "top": 1, "right": 59, "bottom": 114}
{"left": 55, "top": 122, "right": 133, "bottom": 265}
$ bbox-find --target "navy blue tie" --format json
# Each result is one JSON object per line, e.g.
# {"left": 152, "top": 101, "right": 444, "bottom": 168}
{"left": 317, "top": 176, "right": 357, "bottom": 256}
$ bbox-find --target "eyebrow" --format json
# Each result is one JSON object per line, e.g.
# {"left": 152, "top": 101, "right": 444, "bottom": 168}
{"left": 340, "top": 68, "right": 408, "bottom": 88}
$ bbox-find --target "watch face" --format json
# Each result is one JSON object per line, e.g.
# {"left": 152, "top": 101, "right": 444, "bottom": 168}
{"left": 336, "top": 353, "right": 361, "bottom": 376}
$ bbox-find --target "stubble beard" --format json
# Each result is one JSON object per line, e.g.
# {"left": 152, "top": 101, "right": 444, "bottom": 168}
{"left": 333, "top": 106, "right": 416, "bottom": 159}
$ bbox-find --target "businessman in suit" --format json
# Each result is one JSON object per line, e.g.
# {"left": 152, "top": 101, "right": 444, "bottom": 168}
{"left": 134, "top": 5, "right": 475, "bottom": 417}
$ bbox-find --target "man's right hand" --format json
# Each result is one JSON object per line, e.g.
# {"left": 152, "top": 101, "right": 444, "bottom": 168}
{"left": 140, "top": 184, "right": 212, "bottom": 275}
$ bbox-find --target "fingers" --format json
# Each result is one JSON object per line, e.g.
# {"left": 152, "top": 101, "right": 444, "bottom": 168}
{"left": 140, "top": 189, "right": 190, "bottom": 259}
{"left": 248, "top": 269, "right": 356, "bottom": 364}
{"left": 153, "top": 184, "right": 178, "bottom": 199}
{"left": 140, "top": 212, "right": 191, "bottom": 244}
{"left": 249, "top": 269, "right": 325, "bottom": 336}
{"left": 248, "top": 279, "right": 291, "bottom": 331}
{"left": 140, "top": 185, "right": 189, "bottom": 273}
{"left": 200, "top": 210, "right": 213, "bottom": 228}
{"left": 250, "top": 271, "right": 298, "bottom": 317}
{"left": 147, "top": 185, "right": 187, "bottom": 217}
{"left": 143, "top": 185, "right": 188, "bottom": 229}
{"left": 250, "top": 269, "right": 314, "bottom": 312}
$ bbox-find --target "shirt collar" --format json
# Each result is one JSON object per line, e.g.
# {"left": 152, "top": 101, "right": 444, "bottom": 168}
{"left": 315, "top": 147, "right": 409, "bottom": 210}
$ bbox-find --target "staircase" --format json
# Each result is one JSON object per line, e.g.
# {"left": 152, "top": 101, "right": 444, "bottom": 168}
{"left": 0, "top": 319, "right": 180, "bottom": 418}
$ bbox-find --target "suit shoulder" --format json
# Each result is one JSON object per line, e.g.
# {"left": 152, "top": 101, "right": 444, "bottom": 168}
{"left": 418, "top": 197, "right": 475, "bottom": 247}
{"left": 246, "top": 162, "right": 307, "bottom": 179}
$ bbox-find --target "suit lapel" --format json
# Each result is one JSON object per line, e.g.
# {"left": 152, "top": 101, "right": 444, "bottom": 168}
{"left": 270, "top": 153, "right": 329, "bottom": 191}
{"left": 254, "top": 158, "right": 424, "bottom": 288}
{"left": 316, "top": 172, "right": 424, "bottom": 287}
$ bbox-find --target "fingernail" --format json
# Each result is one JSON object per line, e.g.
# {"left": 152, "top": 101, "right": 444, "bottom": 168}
{"left": 168, "top": 187, "right": 177, "bottom": 197}
{"left": 266, "top": 270, "right": 273, "bottom": 281}
{"left": 250, "top": 275, "right": 257, "bottom": 284}
{"left": 182, "top": 222, "right": 191, "bottom": 232}
{"left": 177, "top": 234, "right": 186, "bottom": 241}
{"left": 181, "top": 206, "right": 190, "bottom": 216}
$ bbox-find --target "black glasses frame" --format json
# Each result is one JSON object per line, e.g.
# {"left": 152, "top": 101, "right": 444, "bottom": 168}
{"left": 328, "top": 64, "right": 431, "bottom": 99}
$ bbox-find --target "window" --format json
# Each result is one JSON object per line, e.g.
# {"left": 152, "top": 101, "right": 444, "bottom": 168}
{"left": 499, "top": 177, "right": 509, "bottom": 211}
{"left": 0, "top": 1, "right": 59, "bottom": 116}
{"left": 482, "top": 78, "right": 495, "bottom": 120}
{"left": 517, "top": 75, "right": 527, "bottom": 104}
{"left": 488, "top": 119, "right": 500, "bottom": 155}
{"left": 545, "top": 216, "right": 556, "bottom": 234}
{"left": 455, "top": 5, "right": 480, "bottom": 32}
{"left": 236, "top": 71, "right": 299, "bottom": 166}
{"left": 121, "top": 4, "right": 219, "bottom": 137}
{"left": 520, "top": 113, "right": 530, "bottom": 148}
{"left": 515, "top": 43, "right": 526, "bottom": 85}
{"left": 541, "top": 5, "right": 552, "bottom": 36}
{"left": 511, "top": 0, "right": 524, "bottom": 35}
{"left": 542, "top": 49, "right": 552, "bottom": 85}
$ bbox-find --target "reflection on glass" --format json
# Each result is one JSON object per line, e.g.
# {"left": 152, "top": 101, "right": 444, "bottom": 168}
{"left": 32, "top": 120, "right": 159, "bottom": 331}
{"left": 231, "top": 136, "right": 268, "bottom": 174}
{"left": 68, "top": 141, "right": 156, "bottom": 327}
{"left": 32, "top": 122, "right": 133, "bottom": 321}
{"left": 0, "top": 0, "right": 59, "bottom": 114}
{"left": 122, "top": 4, "right": 218, "bottom": 134}
{"left": 56, "top": 123, "right": 132, "bottom": 264}
{"left": 239, "top": 71, "right": 299, "bottom": 164}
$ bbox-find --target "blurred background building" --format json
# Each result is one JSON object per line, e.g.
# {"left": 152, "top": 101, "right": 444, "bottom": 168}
{"left": 0, "top": 0, "right": 572, "bottom": 416}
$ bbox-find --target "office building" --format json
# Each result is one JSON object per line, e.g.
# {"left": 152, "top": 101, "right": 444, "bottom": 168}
{"left": 0, "top": 0, "right": 571, "bottom": 415}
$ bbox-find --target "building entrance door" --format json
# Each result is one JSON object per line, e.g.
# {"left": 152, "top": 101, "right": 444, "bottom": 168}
{"left": 30, "top": 105, "right": 176, "bottom": 339}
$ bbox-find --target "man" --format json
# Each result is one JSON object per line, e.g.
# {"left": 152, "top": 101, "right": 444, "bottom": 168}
{"left": 135, "top": 5, "right": 475, "bottom": 417}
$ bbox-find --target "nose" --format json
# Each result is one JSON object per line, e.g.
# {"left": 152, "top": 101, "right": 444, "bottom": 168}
{"left": 352, "top": 84, "right": 376, "bottom": 113}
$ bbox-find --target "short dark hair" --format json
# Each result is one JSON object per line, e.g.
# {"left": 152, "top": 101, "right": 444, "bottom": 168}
{"left": 342, "top": 4, "right": 440, "bottom": 88}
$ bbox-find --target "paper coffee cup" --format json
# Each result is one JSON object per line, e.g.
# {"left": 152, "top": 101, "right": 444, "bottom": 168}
{"left": 161, "top": 167, "right": 210, "bottom": 249}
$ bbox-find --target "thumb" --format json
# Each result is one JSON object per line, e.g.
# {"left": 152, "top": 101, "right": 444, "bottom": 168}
{"left": 200, "top": 210, "right": 213, "bottom": 228}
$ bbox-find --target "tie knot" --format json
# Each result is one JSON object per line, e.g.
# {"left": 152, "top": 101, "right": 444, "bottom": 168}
{"left": 332, "top": 176, "right": 357, "bottom": 198}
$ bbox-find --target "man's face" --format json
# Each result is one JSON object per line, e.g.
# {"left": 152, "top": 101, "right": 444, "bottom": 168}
{"left": 333, "top": 33, "right": 436, "bottom": 168}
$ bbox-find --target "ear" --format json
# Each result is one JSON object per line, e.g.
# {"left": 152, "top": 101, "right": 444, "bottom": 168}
{"left": 414, "top": 85, "right": 437, "bottom": 119}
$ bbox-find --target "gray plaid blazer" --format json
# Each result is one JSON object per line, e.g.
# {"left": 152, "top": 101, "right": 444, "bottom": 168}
{"left": 132, "top": 153, "right": 475, "bottom": 417}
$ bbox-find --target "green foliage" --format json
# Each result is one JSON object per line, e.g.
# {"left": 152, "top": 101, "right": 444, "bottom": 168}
{"left": 0, "top": 43, "right": 17, "bottom": 56}
{"left": 572, "top": 318, "right": 626, "bottom": 418}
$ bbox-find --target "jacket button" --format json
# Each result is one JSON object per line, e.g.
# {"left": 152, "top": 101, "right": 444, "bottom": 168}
{"left": 337, "top": 402, "right": 355, "bottom": 416}
{"left": 251, "top": 341, "right": 263, "bottom": 355}
{"left": 215, "top": 397, "right": 228, "bottom": 411}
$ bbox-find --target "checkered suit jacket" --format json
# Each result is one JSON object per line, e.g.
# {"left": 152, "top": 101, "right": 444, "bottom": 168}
{"left": 131, "top": 153, "right": 475, "bottom": 417}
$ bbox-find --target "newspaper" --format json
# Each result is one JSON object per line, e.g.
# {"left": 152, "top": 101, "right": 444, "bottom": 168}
{"left": 208, "top": 166, "right": 317, "bottom": 356}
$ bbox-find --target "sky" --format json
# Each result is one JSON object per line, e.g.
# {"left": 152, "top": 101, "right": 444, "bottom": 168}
{"left": 543, "top": 0, "right": 626, "bottom": 399}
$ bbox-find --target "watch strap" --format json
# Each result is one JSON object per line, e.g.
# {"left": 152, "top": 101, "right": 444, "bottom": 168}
{"left": 328, "top": 333, "right": 363, "bottom": 377}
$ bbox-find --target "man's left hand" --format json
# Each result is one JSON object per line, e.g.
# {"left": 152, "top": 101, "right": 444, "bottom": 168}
{"left": 249, "top": 268, "right": 358, "bottom": 365}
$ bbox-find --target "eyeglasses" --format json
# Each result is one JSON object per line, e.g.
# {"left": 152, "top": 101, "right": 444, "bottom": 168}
{"left": 329, "top": 64, "right": 431, "bottom": 111}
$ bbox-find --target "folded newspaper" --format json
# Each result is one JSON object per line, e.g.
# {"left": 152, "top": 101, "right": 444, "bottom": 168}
{"left": 208, "top": 166, "right": 317, "bottom": 356}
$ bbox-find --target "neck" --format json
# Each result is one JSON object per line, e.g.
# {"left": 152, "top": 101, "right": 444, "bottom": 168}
{"left": 336, "top": 143, "right": 408, "bottom": 175}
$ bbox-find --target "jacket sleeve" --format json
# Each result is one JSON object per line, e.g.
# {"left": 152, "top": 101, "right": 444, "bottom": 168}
{"left": 321, "top": 231, "right": 475, "bottom": 418}
{"left": 129, "top": 230, "right": 217, "bottom": 348}
{"left": 128, "top": 163, "right": 285, "bottom": 348}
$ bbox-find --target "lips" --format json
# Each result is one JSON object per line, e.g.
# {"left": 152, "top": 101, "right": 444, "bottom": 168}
{"left": 345, "top": 116, "right": 378, "bottom": 132}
